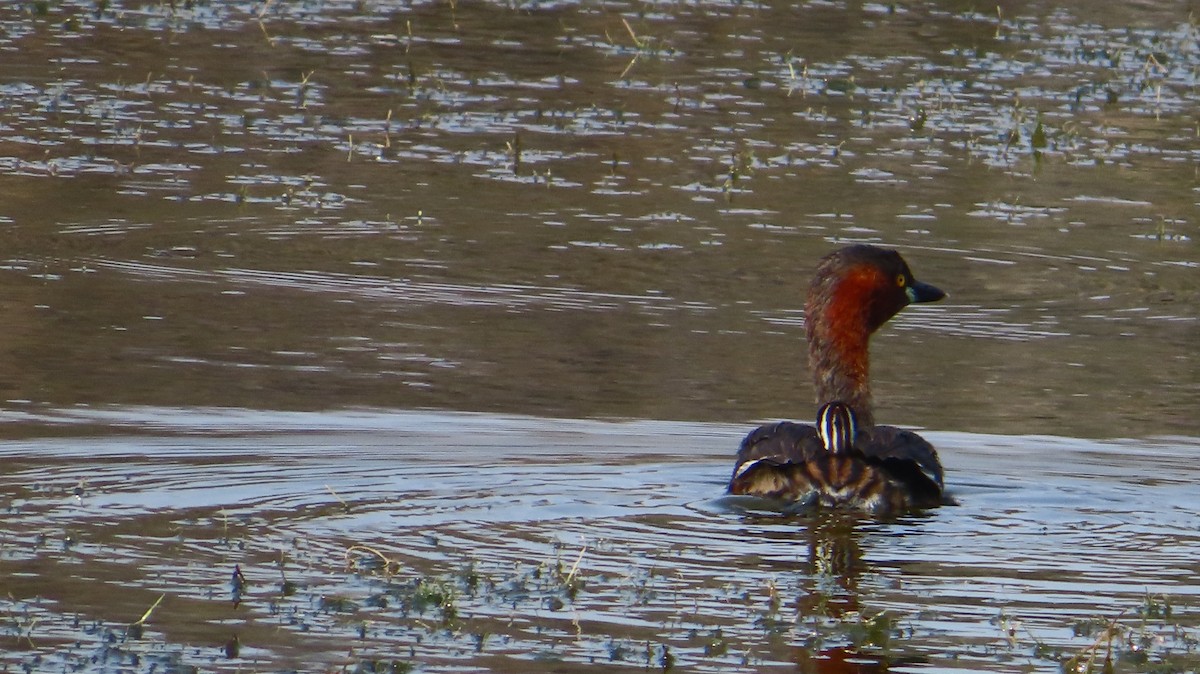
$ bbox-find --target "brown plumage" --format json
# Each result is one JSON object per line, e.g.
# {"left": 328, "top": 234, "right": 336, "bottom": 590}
{"left": 728, "top": 246, "right": 947, "bottom": 515}
{"left": 729, "top": 402, "right": 943, "bottom": 514}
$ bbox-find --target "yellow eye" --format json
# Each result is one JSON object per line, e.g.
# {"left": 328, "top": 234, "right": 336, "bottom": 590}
{"left": 896, "top": 274, "right": 906, "bottom": 287}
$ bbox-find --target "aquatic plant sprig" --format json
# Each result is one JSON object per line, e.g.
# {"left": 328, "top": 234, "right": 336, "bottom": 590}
{"left": 1063, "top": 612, "right": 1125, "bottom": 674}
{"left": 606, "top": 14, "right": 678, "bottom": 79}
{"left": 125, "top": 593, "right": 164, "bottom": 640}
{"left": 995, "top": 600, "right": 1199, "bottom": 674}
{"left": 345, "top": 543, "right": 404, "bottom": 578}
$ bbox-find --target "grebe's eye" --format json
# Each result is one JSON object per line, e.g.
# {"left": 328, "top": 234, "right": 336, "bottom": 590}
{"left": 896, "top": 274, "right": 906, "bottom": 287}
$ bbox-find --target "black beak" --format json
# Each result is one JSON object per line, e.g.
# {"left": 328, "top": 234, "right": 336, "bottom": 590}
{"left": 906, "top": 280, "right": 945, "bottom": 304}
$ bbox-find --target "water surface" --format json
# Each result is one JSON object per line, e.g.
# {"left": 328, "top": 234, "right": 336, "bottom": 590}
{"left": 2, "top": 407, "right": 1198, "bottom": 672}
{"left": 0, "top": 0, "right": 1195, "bottom": 435}
{"left": 0, "top": 0, "right": 1198, "bottom": 671}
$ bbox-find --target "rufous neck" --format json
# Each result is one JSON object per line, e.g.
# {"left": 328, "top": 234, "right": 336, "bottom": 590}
{"left": 807, "top": 330, "right": 874, "bottom": 428}
{"left": 806, "top": 295, "right": 876, "bottom": 427}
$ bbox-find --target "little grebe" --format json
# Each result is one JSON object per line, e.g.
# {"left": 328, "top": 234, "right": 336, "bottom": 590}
{"left": 728, "top": 245, "right": 946, "bottom": 514}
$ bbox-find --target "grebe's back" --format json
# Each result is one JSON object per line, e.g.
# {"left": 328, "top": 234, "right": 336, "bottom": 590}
{"left": 729, "top": 402, "right": 943, "bottom": 515}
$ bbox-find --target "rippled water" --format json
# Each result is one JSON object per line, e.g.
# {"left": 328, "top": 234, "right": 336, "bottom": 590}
{"left": 2, "top": 407, "right": 1198, "bottom": 672}
{"left": 1, "top": 0, "right": 1198, "bottom": 672}
{"left": 2, "top": 0, "right": 1196, "bottom": 435}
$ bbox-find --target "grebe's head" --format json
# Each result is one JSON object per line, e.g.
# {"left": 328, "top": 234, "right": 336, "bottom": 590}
{"left": 807, "top": 245, "right": 945, "bottom": 335}
{"left": 816, "top": 401, "right": 858, "bottom": 454}
{"left": 805, "top": 245, "right": 944, "bottom": 427}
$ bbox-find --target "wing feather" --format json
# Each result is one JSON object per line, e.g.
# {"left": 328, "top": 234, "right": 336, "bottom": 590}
{"left": 858, "top": 424, "right": 944, "bottom": 504}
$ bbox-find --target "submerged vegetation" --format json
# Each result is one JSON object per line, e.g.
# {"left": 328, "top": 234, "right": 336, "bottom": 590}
{"left": 7, "top": 532, "right": 1197, "bottom": 672}
{"left": 9, "top": 537, "right": 1200, "bottom": 666}
{"left": 5, "top": 0, "right": 1198, "bottom": 191}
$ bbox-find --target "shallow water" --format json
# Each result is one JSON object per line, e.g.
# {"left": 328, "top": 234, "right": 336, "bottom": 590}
{"left": 0, "top": 0, "right": 1196, "bottom": 436}
{"left": 2, "top": 407, "right": 1198, "bottom": 672}
{"left": 0, "top": 0, "right": 1198, "bottom": 671}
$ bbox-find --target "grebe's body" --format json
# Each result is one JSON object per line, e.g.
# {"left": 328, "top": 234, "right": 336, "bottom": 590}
{"left": 727, "top": 245, "right": 946, "bottom": 515}
{"left": 729, "top": 403, "right": 943, "bottom": 514}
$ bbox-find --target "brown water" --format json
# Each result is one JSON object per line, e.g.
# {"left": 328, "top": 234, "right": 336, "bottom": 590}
{"left": 0, "top": 1, "right": 1197, "bottom": 672}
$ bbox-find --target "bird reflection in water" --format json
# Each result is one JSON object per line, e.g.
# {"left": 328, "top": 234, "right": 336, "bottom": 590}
{"left": 737, "top": 511, "right": 929, "bottom": 674}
